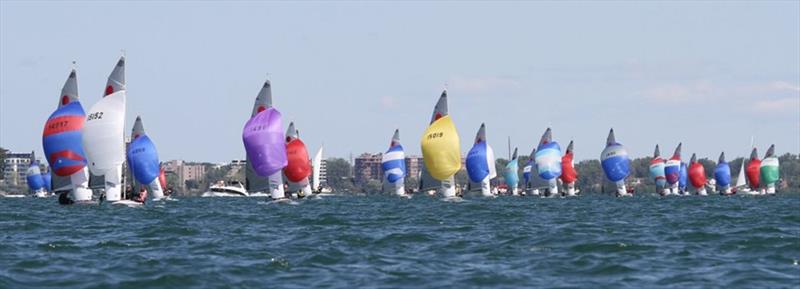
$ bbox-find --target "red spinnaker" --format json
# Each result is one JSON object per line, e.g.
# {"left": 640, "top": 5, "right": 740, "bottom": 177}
{"left": 746, "top": 159, "right": 761, "bottom": 189}
{"left": 688, "top": 162, "right": 706, "bottom": 188}
{"left": 284, "top": 139, "right": 311, "bottom": 183}
{"left": 560, "top": 152, "right": 577, "bottom": 184}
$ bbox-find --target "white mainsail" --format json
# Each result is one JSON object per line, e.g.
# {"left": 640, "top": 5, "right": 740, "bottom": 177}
{"left": 312, "top": 146, "right": 323, "bottom": 192}
{"left": 82, "top": 56, "right": 127, "bottom": 201}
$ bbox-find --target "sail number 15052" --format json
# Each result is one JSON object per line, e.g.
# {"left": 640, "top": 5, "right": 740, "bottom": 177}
{"left": 87, "top": 112, "right": 104, "bottom": 121}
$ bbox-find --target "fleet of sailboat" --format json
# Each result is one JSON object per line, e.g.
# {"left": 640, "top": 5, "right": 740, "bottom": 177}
{"left": 19, "top": 58, "right": 791, "bottom": 203}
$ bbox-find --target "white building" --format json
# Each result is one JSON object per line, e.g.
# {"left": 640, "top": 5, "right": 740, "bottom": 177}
{"left": 2, "top": 152, "right": 33, "bottom": 187}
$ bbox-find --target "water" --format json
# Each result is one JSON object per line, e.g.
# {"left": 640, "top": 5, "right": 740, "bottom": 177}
{"left": 1, "top": 194, "right": 798, "bottom": 289}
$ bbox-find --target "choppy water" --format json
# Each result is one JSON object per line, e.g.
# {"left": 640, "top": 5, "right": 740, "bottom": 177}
{"left": 1, "top": 194, "right": 798, "bottom": 289}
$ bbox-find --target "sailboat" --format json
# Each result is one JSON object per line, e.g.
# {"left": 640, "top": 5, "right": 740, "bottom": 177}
{"left": 284, "top": 123, "right": 312, "bottom": 197}
{"left": 242, "top": 79, "right": 289, "bottom": 200}
{"left": 664, "top": 143, "right": 682, "bottom": 196}
{"left": 158, "top": 168, "right": 169, "bottom": 196}
{"left": 312, "top": 146, "right": 330, "bottom": 195}
{"left": 82, "top": 56, "right": 127, "bottom": 202}
{"left": 26, "top": 151, "right": 48, "bottom": 197}
{"left": 382, "top": 129, "right": 407, "bottom": 196}
{"left": 714, "top": 152, "right": 733, "bottom": 195}
{"left": 534, "top": 128, "right": 562, "bottom": 197}
{"left": 126, "top": 116, "right": 165, "bottom": 201}
{"left": 522, "top": 148, "right": 539, "bottom": 196}
{"left": 465, "top": 123, "right": 496, "bottom": 197}
{"left": 420, "top": 90, "right": 461, "bottom": 198}
{"left": 601, "top": 129, "right": 631, "bottom": 197}
{"left": 504, "top": 147, "right": 520, "bottom": 196}
{"left": 649, "top": 145, "right": 668, "bottom": 196}
{"left": 42, "top": 67, "right": 93, "bottom": 203}
{"left": 688, "top": 153, "right": 708, "bottom": 196}
{"left": 745, "top": 147, "right": 762, "bottom": 194}
{"left": 760, "top": 144, "right": 779, "bottom": 195}
{"left": 560, "top": 140, "right": 578, "bottom": 196}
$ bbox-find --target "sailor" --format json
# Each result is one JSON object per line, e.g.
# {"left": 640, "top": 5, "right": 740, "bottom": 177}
{"left": 133, "top": 187, "right": 148, "bottom": 203}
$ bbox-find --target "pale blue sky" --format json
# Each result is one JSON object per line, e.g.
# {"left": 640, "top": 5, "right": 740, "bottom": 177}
{"left": 1, "top": 1, "right": 798, "bottom": 163}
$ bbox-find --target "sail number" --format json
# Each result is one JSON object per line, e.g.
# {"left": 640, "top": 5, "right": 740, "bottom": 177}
{"left": 87, "top": 112, "right": 104, "bottom": 121}
{"left": 426, "top": 132, "right": 444, "bottom": 140}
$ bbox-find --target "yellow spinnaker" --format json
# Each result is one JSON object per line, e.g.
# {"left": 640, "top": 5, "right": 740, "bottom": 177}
{"left": 421, "top": 115, "right": 461, "bottom": 180}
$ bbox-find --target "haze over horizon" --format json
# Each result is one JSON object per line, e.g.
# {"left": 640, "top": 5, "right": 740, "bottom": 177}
{"left": 1, "top": 1, "right": 798, "bottom": 163}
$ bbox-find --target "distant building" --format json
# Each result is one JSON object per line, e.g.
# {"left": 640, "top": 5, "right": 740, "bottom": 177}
{"left": 230, "top": 159, "right": 246, "bottom": 168}
{"left": 354, "top": 153, "right": 383, "bottom": 184}
{"left": 163, "top": 160, "right": 206, "bottom": 189}
{"left": 405, "top": 155, "right": 423, "bottom": 179}
{"left": 2, "top": 151, "right": 39, "bottom": 187}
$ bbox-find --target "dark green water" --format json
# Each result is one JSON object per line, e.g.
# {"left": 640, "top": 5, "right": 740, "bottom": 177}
{"left": 1, "top": 194, "right": 798, "bottom": 289}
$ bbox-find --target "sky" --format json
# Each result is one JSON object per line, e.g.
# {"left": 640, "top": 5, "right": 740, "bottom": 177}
{"left": 1, "top": 1, "right": 798, "bottom": 163}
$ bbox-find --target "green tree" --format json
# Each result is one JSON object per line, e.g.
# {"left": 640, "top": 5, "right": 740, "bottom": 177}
{"left": 325, "top": 158, "right": 356, "bottom": 192}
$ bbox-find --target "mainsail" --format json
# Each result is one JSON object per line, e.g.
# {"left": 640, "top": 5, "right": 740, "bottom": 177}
{"left": 504, "top": 147, "right": 519, "bottom": 195}
{"left": 312, "top": 146, "right": 324, "bottom": 192}
{"left": 714, "top": 152, "right": 732, "bottom": 195}
{"left": 465, "top": 123, "right": 496, "bottom": 197}
{"left": 601, "top": 129, "right": 630, "bottom": 196}
{"left": 284, "top": 122, "right": 312, "bottom": 195}
{"left": 245, "top": 80, "right": 272, "bottom": 193}
{"left": 760, "top": 144, "right": 779, "bottom": 194}
{"left": 534, "top": 128, "right": 562, "bottom": 197}
{"left": 82, "top": 56, "right": 127, "bottom": 201}
{"left": 560, "top": 140, "right": 578, "bottom": 196}
{"left": 381, "top": 129, "right": 406, "bottom": 195}
{"left": 664, "top": 143, "right": 682, "bottom": 195}
{"left": 688, "top": 153, "right": 708, "bottom": 195}
{"left": 420, "top": 90, "right": 461, "bottom": 198}
{"left": 242, "top": 79, "right": 288, "bottom": 199}
{"left": 127, "top": 116, "right": 165, "bottom": 200}
{"left": 42, "top": 67, "right": 92, "bottom": 201}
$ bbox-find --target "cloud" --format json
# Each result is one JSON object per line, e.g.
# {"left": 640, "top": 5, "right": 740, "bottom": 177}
{"left": 642, "top": 80, "right": 800, "bottom": 108}
{"left": 380, "top": 95, "right": 396, "bottom": 108}
{"left": 447, "top": 76, "right": 521, "bottom": 94}
{"left": 642, "top": 81, "right": 715, "bottom": 104}
{"left": 753, "top": 97, "right": 800, "bottom": 113}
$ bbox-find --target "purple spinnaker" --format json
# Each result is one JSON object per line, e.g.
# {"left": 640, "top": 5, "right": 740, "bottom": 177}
{"left": 243, "top": 108, "right": 287, "bottom": 176}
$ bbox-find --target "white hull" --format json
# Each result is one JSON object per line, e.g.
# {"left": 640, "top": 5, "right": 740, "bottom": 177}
{"left": 201, "top": 191, "right": 249, "bottom": 197}
{"left": 440, "top": 177, "right": 457, "bottom": 198}
{"left": 110, "top": 199, "right": 143, "bottom": 207}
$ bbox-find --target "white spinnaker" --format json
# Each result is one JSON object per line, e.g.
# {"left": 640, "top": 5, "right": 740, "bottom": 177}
{"left": 82, "top": 90, "right": 126, "bottom": 200}
{"left": 312, "top": 146, "right": 323, "bottom": 191}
